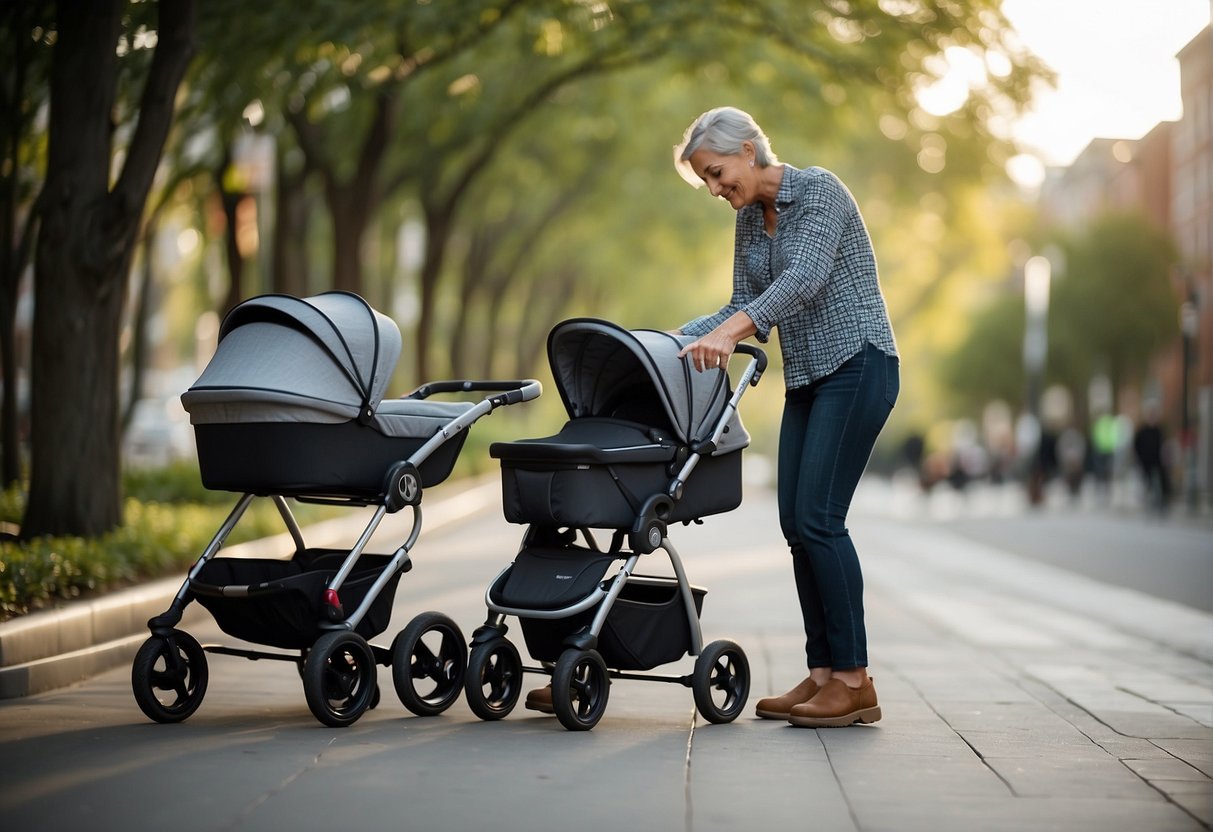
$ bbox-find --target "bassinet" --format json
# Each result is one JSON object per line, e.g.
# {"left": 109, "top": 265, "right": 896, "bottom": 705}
{"left": 491, "top": 318, "right": 751, "bottom": 527}
{"left": 182, "top": 292, "right": 472, "bottom": 498}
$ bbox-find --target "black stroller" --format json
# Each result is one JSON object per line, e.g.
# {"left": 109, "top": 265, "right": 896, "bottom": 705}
{"left": 464, "top": 318, "right": 766, "bottom": 730}
{"left": 130, "top": 292, "right": 540, "bottom": 727}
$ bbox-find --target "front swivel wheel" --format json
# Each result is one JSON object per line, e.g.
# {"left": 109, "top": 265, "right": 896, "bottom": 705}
{"left": 552, "top": 648, "right": 610, "bottom": 731}
{"left": 692, "top": 639, "right": 750, "bottom": 724}
{"left": 464, "top": 637, "right": 523, "bottom": 721}
{"left": 303, "top": 630, "right": 377, "bottom": 727}
{"left": 392, "top": 611, "right": 467, "bottom": 716}
{"left": 131, "top": 629, "right": 208, "bottom": 723}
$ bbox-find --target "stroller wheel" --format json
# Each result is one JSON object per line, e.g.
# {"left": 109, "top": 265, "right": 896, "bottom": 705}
{"left": 391, "top": 611, "right": 467, "bottom": 716}
{"left": 692, "top": 639, "right": 750, "bottom": 724}
{"left": 465, "top": 637, "right": 523, "bottom": 721}
{"left": 303, "top": 630, "right": 377, "bottom": 727}
{"left": 131, "top": 630, "right": 208, "bottom": 724}
{"left": 552, "top": 649, "right": 610, "bottom": 731}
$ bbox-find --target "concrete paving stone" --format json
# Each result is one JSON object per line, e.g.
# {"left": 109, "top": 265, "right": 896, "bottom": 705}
{"left": 820, "top": 749, "right": 1010, "bottom": 800}
{"left": 904, "top": 668, "right": 1039, "bottom": 705}
{"left": 982, "top": 754, "right": 1165, "bottom": 799}
{"left": 1096, "top": 712, "right": 1213, "bottom": 742}
{"left": 1169, "top": 790, "right": 1213, "bottom": 828}
{"left": 1166, "top": 702, "right": 1213, "bottom": 727}
{"left": 951, "top": 729, "right": 1110, "bottom": 761}
{"left": 850, "top": 795, "right": 1207, "bottom": 832}
{"left": 689, "top": 722, "right": 854, "bottom": 830}
{"left": 1151, "top": 739, "right": 1213, "bottom": 779}
{"left": 1124, "top": 757, "right": 1213, "bottom": 782}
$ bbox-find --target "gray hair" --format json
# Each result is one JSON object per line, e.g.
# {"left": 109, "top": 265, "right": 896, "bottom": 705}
{"left": 673, "top": 106, "right": 777, "bottom": 187}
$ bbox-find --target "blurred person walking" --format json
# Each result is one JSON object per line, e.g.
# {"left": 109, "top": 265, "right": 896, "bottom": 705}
{"left": 1133, "top": 404, "right": 1172, "bottom": 514}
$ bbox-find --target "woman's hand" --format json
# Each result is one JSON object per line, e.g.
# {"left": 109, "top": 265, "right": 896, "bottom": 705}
{"left": 676, "top": 311, "right": 757, "bottom": 372}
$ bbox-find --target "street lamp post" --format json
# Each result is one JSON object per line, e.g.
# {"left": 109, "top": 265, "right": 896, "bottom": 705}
{"left": 1022, "top": 255, "right": 1051, "bottom": 504}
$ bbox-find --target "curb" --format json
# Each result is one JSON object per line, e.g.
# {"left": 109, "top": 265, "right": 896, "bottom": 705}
{"left": 0, "top": 477, "right": 500, "bottom": 699}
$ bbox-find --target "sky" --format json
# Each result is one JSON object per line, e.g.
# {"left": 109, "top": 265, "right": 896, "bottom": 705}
{"left": 998, "top": 0, "right": 1211, "bottom": 182}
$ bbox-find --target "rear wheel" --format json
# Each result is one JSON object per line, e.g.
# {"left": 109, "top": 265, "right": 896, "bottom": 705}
{"left": 303, "top": 630, "right": 377, "bottom": 727}
{"left": 692, "top": 639, "right": 750, "bottom": 724}
{"left": 464, "top": 638, "right": 523, "bottom": 721}
{"left": 392, "top": 611, "right": 467, "bottom": 716}
{"left": 131, "top": 630, "right": 208, "bottom": 724}
{"left": 552, "top": 649, "right": 610, "bottom": 731}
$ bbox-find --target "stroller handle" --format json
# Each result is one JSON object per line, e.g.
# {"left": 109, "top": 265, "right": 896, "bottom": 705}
{"left": 733, "top": 343, "right": 767, "bottom": 386}
{"left": 408, "top": 379, "right": 542, "bottom": 407}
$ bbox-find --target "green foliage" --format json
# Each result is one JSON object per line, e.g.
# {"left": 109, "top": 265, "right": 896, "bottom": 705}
{"left": 0, "top": 483, "right": 344, "bottom": 620}
{"left": 123, "top": 460, "right": 233, "bottom": 505}
{"left": 938, "top": 211, "right": 1182, "bottom": 426}
{"left": 1047, "top": 213, "right": 1180, "bottom": 396}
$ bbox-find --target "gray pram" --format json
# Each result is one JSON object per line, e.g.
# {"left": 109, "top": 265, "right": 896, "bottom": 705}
{"left": 130, "top": 292, "right": 540, "bottom": 727}
{"left": 465, "top": 318, "right": 766, "bottom": 730}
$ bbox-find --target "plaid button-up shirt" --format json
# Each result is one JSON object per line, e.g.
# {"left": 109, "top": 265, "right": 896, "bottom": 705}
{"left": 681, "top": 165, "right": 897, "bottom": 389}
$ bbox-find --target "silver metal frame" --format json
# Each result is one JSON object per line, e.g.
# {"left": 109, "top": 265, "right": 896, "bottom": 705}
{"left": 166, "top": 378, "right": 542, "bottom": 635}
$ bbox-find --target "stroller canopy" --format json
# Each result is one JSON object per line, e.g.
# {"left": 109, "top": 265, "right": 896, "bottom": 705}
{"left": 182, "top": 292, "right": 403, "bottom": 426}
{"left": 547, "top": 318, "right": 750, "bottom": 455}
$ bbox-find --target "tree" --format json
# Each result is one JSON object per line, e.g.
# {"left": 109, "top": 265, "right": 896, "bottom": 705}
{"left": 22, "top": 0, "right": 195, "bottom": 537}
{"left": 1048, "top": 213, "right": 1180, "bottom": 404}
{"left": 0, "top": 2, "right": 51, "bottom": 488}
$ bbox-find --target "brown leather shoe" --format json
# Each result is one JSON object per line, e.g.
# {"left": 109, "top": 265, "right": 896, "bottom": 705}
{"left": 787, "top": 678, "right": 881, "bottom": 728}
{"left": 755, "top": 677, "right": 819, "bottom": 719}
{"left": 524, "top": 684, "right": 554, "bottom": 714}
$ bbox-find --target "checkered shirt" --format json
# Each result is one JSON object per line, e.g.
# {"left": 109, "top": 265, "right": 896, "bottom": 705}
{"left": 681, "top": 165, "right": 897, "bottom": 388}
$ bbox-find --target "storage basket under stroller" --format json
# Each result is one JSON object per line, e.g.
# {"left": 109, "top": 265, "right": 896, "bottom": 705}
{"left": 465, "top": 318, "right": 766, "bottom": 731}
{"left": 489, "top": 543, "right": 706, "bottom": 671}
{"left": 131, "top": 291, "right": 540, "bottom": 728}
{"left": 192, "top": 549, "right": 402, "bottom": 650}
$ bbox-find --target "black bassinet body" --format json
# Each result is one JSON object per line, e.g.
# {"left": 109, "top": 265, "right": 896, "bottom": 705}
{"left": 492, "top": 319, "right": 749, "bottom": 528}
{"left": 182, "top": 292, "right": 471, "bottom": 497}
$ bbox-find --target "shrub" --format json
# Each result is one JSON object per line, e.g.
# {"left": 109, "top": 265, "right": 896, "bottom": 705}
{"left": 0, "top": 493, "right": 338, "bottom": 621}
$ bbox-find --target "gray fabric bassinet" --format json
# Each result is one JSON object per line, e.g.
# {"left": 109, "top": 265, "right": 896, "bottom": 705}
{"left": 182, "top": 292, "right": 471, "bottom": 496}
{"left": 492, "top": 318, "right": 750, "bottom": 527}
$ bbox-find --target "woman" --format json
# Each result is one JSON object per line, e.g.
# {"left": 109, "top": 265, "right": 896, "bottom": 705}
{"left": 673, "top": 106, "right": 898, "bottom": 728}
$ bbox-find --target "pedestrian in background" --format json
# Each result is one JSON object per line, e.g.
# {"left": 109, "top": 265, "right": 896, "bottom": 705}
{"left": 672, "top": 106, "right": 899, "bottom": 728}
{"left": 1133, "top": 403, "right": 1172, "bottom": 514}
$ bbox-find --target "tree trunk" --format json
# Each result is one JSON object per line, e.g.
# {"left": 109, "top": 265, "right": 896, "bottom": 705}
{"left": 414, "top": 210, "right": 452, "bottom": 383}
{"left": 270, "top": 154, "right": 310, "bottom": 297}
{"left": 22, "top": 0, "right": 194, "bottom": 538}
{"left": 328, "top": 184, "right": 370, "bottom": 296}
{"left": 0, "top": 3, "right": 41, "bottom": 488}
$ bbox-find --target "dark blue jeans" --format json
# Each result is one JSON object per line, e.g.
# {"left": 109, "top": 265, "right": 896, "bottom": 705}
{"left": 776, "top": 342, "right": 899, "bottom": 670}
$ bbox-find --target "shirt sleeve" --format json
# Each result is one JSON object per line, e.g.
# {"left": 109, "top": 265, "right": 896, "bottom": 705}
{"left": 742, "top": 171, "right": 849, "bottom": 339}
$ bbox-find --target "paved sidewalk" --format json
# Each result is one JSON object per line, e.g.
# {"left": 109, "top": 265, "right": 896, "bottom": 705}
{"left": 0, "top": 476, "right": 1209, "bottom": 831}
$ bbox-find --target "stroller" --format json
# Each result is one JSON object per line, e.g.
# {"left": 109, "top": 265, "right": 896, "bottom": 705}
{"left": 464, "top": 318, "right": 766, "bottom": 730}
{"left": 130, "top": 292, "right": 540, "bottom": 727}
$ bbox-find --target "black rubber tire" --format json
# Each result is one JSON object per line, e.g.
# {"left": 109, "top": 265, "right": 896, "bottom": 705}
{"left": 692, "top": 639, "right": 750, "bottom": 724}
{"left": 391, "top": 611, "right": 467, "bottom": 716}
{"left": 464, "top": 638, "right": 523, "bottom": 721}
{"left": 302, "top": 630, "right": 377, "bottom": 727}
{"left": 131, "top": 630, "right": 208, "bottom": 724}
{"left": 551, "top": 649, "right": 610, "bottom": 732}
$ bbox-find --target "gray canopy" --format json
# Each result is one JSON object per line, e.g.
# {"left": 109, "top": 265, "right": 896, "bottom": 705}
{"left": 181, "top": 293, "right": 469, "bottom": 438}
{"left": 547, "top": 318, "right": 750, "bottom": 455}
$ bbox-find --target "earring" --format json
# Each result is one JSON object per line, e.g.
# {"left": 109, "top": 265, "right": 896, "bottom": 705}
{"left": 748, "top": 160, "right": 755, "bottom": 168}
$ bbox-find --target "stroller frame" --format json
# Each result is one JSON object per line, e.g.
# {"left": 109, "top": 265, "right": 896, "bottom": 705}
{"left": 132, "top": 377, "right": 541, "bottom": 728}
{"left": 466, "top": 333, "right": 766, "bottom": 730}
